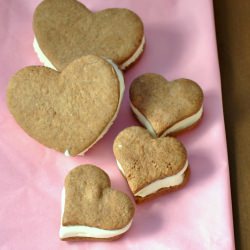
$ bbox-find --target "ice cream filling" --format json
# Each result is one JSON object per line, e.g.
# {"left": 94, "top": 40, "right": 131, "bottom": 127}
{"left": 120, "top": 36, "right": 145, "bottom": 70}
{"left": 33, "top": 38, "right": 57, "bottom": 70}
{"left": 131, "top": 103, "right": 203, "bottom": 138}
{"left": 116, "top": 160, "right": 189, "bottom": 198}
{"left": 59, "top": 188, "right": 133, "bottom": 239}
{"left": 33, "top": 35, "right": 145, "bottom": 71}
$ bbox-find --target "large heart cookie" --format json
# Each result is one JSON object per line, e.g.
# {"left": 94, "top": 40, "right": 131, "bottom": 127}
{"left": 129, "top": 73, "right": 204, "bottom": 137}
{"left": 113, "top": 126, "right": 190, "bottom": 203}
{"left": 7, "top": 55, "right": 124, "bottom": 156}
{"left": 60, "top": 164, "right": 135, "bottom": 240}
{"left": 33, "top": 0, "right": 145, "bottom": 71}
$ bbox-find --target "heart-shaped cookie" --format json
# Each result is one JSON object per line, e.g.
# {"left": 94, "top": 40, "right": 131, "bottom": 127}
{"left": 33, "top": 0, "right": 145, "bottom": 71}
{"left": 113, "top": 126, "right": 190, "bottom": 203}
{"left": 7, "top": 55, "right": 124, "bottom": 156}
{"left": 60, "top": 164, "right": 135, "bottom": 240}
{"left": 129, "top": 73, "right": 204, "bottom": 137}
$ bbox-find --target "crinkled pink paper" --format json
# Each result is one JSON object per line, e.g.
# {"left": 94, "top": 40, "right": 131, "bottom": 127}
{"left": 0, "top": 0, "right": 235, "bottom": 249}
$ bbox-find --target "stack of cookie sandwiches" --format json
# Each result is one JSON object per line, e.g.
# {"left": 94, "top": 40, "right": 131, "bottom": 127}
{"left": 6, "top": 0, "right": 204, "bottom": 241}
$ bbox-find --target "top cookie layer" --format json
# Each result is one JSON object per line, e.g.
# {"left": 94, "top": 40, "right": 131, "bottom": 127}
{"left": 33, "top": 0, "right": 144, "bottom": 71}
{"left": 63, "top": 165, "right": 135, "bottom": 230}
{"left": 7, "top": 55, "right": 120, "bottom": 156}
{"left": 130, "top": 73, "right": 204, "bottom": 136}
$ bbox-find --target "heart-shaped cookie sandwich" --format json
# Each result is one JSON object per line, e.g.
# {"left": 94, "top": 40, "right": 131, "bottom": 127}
{"left": 60, "top": 164, "right": 135, "bottom": 240}
{"left": 7, "top": 55, "right": 124, "bottom": 156}
{"left": 33, "top": 0, "right": 145, "bottom": 71}
{"left": 113, "top": 126, "right": 190, "bottom": 203}
{"left": 130, "top": 73, "right": 204, "bottom": 137}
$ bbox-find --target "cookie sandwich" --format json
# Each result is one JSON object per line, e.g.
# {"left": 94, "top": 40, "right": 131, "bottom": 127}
{"left": 60, "top": 164, "right": 135, "bottom": 240}
{"left": 33, "top": 0, "right": 145, "bottom": 71}
{"left": 7, "top": 55, "right": 124, "bottom": 156}
{"left": 130, "top": 73, "right": 204, "bottom": 137}
{"left": 113, "top": 126, "right": 190, "bottom": 203}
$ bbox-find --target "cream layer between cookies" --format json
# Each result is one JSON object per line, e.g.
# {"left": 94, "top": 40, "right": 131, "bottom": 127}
{"left": 33, "top": 35, "right": 145, "bottom": 71}
{"left": 33, "top": 38, "right": 57, "bottom": 70}
{"left": 120, "top": 36, "right": 145, "bottom": 70}
{"left": 117, "top": 160, "right": 188, "bottom": 198}
{"left": 131, "top": 103, "right": 203, "bottom": 138}
{"left": 59, "top": 188, "right": 133, "bottom": 239}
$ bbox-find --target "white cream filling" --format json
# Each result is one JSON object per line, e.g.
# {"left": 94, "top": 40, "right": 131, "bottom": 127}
{"left": 116, "top": 160, "right": 125, "bottom": 176}
{"left": 33, "top": 35, "right": 145, "bottom": 71}
{"left": 116, "top": 160, "right": 188, "bottom": 198}
{"left": 130, "top": 103, "right": 157, "bottom": 137}
{"left": 131, "top": 103, "right": 203, "bottom": 138}
{"left": 59, "top": 188, "right": 133, "bottom": 239}
{"left": 63, "top": 59, "right": 125, "bottom": 157}
{"left": 120, "top": 36, "right": 145, "bottom": 70}
{"left": 33, "top": 38, "right": 57, "bottom": 70}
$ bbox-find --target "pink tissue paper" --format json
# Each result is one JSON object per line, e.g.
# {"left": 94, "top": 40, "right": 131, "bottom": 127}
{"left": 0, "top": 0, "right": 235, "bottom": 249}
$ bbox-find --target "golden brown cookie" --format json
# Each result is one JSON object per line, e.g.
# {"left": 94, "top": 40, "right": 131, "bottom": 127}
{"left": 60, "top": 164, "right": 135, "bottom": 240}
{"left": 7, "top": 55, "right": 124, "bottom": 156}
{"left": 129, "top": 73, "right": 204, "bottom": 137}
{"left": 113, "top": 126, "right": 190, "bottom": 203}
{"left": 33, "top": 0, "right": 145, "bottom": 71}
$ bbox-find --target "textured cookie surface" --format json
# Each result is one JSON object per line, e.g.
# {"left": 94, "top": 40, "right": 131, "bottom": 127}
{"left": 7, "top": 55, "right": 120, "bottom": 156}
{"left": 130, "top": 73, "right": 204, "bottom": 136}
{"left": 63, "top": 165, "right": 135, "bottom": 229}
{"left": 33, "top": 0, "right": 144, "bottom": 71}
{"left": 113, "top": 126, "right": 187, "bottom": 194}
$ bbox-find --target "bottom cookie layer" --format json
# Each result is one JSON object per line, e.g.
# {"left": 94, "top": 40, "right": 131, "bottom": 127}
{"left": 135, "top": 167, "right": 190, "bottom": 203}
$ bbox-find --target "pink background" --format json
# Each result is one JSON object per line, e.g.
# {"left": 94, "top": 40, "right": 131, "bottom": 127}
{"left": 0, "top": 0, "right": 235, "bottom": 249}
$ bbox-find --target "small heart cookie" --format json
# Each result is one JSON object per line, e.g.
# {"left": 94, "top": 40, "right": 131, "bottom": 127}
{"left": 113, "top": 126, "right": 190, "bottom": 203}
{"left": 60, "top": 164, "right": 135, "bottom": 240}
{"left": 33, "top": 0, "right": 145, "bottom": 71}
{"left": 7, "top": 55, "right": 124, "bottom": 156}
{"left": 129, "top": 73, "right": 204, "bottom": 137}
